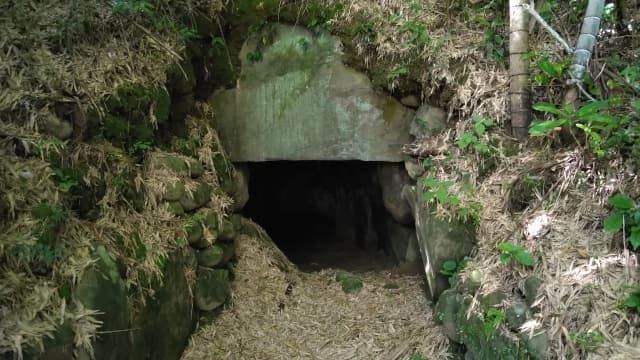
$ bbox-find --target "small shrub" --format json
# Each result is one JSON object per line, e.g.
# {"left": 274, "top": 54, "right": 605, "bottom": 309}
{"left": 386, "top": 66, "right": 409, "bottom": 81}
{"left": 498, "top": 242, "right": 533, "bottom": 266}
{"left": 572, "top": 330, "right": 607, "bottom": 353}
{"left": 439, "top": 257, "right": 469, "bottom": 286}
{"left": 604, "top": 193, "right": 640, "bottom": 250}
{"left": 484, "top": 307, "right": 505, "bottom": 338}
{"left": 623, "top": 286, "right": 640, "bottom": 313}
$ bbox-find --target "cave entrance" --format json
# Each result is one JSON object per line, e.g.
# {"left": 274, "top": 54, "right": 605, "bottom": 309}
{"left": 242, "top": 161, "right": 399, "bottom": 272}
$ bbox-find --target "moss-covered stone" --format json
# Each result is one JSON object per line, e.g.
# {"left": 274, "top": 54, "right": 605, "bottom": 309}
{"left": 202, "top": 209, "right": 219, "bottom": 231}
{"left": 197, "top": 245, "right": 224, "bottom": 267}
{"left": 218, "top": 219, "right": 236, "bottom": 242}
{"left": 23, "top": 321, "right": 75, "bottom": 360}
{"left": 195, "top": 267, "right": 230, "bottom": 311}
{"left": 188, "top": 160, "right": 205, "bottom": 178}
{"left": 75, "top": 245, "right": 130, "bottom": 360}
{"left": 435, "top": 289, "right": 527, "bottom": 360}
{"left": 167, "top": 60, "right": 197, "bottom": 97}
{"left": 179, "top": 181, "right": 212, "bottom": 211}
{"left": 99, "top": 85, "right": 170, "bottom": 150}
{"left": 186, "top": 222, "right": 204, "bottom": 245}
{"left": 163, "top": 180, "right": 185, "bottom": 201}
{"left": 335, "top": 270, "right": 363, "bottom": 294}
{"left": 129, "top": 247, "right": 198, "bottom": 360}
{"left": 524, "top": 276, "right": 543, "bottom": 307}
{"left": 230, "top": 214, "right": 244, "bottom": 231}
{"left": 167, "top": 201, "right": 185, "bottom": 216}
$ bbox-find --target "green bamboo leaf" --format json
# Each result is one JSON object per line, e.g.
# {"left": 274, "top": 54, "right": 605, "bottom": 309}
{"left": 533, "top": 103, "right": 567, "bottom": 116}
{"left": 603, "top": 213, "right": 623, "bottom": 233}
{"left": 608, "top": 193, "right": 634, "bottom": 210}
{"left": 529, "top": 119, "right": 566, "bottom": 136}
{"left": 576, "top": 101, "right": 609, "bottom": 117}
{"left": 630, "top": 230, "right": 640, "bottom": 250}
{"left": 499, "top": 253, "right": 511, "bottom": 264}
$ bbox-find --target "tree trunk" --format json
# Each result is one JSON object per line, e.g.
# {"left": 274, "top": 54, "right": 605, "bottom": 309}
{"left": 509, "top": 0, "right": 531, "bottom": 139}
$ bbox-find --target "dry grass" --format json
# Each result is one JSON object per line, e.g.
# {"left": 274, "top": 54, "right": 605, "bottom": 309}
{"left": 182, "top": 234, "right": 451, "bottom": 360}
{"left": 455, "top": 144, "right": 640, "bottom": 359}
{"left": 320, "top": 0, "right": 509, "bottom": 123}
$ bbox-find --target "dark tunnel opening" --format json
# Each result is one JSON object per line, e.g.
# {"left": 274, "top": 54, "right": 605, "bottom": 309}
{"left": 242, "top": 161, "right": 400, "bottom": 272}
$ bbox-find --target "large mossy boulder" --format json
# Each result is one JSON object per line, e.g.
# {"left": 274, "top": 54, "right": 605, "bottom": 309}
{"left": 402, "top": 185, "right": 475, "bottom": 300}
{"left": 195, "top": 268, "right": 230, "bottom": 311}
{"left": 179, "top": 181, "right": 212, "bottom": 211}
{"left": 75, "top": 246, "right": 131, "bottom": 360}
{"left": 129, "top": 247, "right": 198, "bottom": 360}
{"left": 435, "top": 289, "right": 526, "bottom": 360}
{"left": 210, "top": 24, "right": 414, "bottom": 162}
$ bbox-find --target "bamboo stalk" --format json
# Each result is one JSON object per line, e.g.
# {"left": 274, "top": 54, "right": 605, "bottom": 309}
{"left": 509, "top": 0, "right": 532, "bottom": 139}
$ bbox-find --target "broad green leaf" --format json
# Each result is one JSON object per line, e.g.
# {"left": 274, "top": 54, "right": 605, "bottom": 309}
{"left": 533, "top": 103, "right": 567, "bottom": 116}
{"left": 423, "top": 177, "right": 439, "bottom": 188}
{"left": 474, "top": 143, "right": 489, "bottom": 153}
{"left": 538, "top": 60, "right": 555, "bottom": 77}
{"left": 603, "top": 213, "right": 623, "bottom": 233}
{"left": 630, "top": 230, "right": 640, "bottom": 250}
{"left": 442, "top": 260, "right": 457, "bottom": 272}
{"left": 435, "top": 187, "right": 449, "bottom": 203}
{"left": 449, "top": 196, "right": 460, "bottom": 207}
{"left": 498, "top": 242, "right": 516, "bottom": 252}
{"left": 576, "top": 101, "right": 609, "bottom": 117}
{"left": 529, "top": 119, "right": 566, "bottom": 136}
{"left": 423, "top": 191, "right": 435, "bottom": 201}
{"left": 608, "top": 193, "right": 634, "bottom": 210}
{"left": 473, "top": 122, "right": 486, "bottom": 137}
{"left": 499, "top": 253, "right": 511, "bottom": 264}
{"left": 514, "top": 249, "right": 533, "bottom": 266}
{"left": 624, "top": 294, "right": 640, "bottom": 308}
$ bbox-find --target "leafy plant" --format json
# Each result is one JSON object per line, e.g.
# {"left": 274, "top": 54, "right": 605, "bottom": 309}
{"left": 623, "top": 286, "right": 640, "bottom": 313}
{"left": 184, "top": 213, "right": 206, "bottom": 232}
{"left": 498, "top": 242, "right": 533, "bottom": 266}
{"left": 439, "top": 257, "right": 469, "bottom": 286}
{"left": 483, "top": 308, "right": 505, "bottom": 338}
{"left": 529, "top": 100, "right": 622, "bottom": 156}
{"left": 246, "top": 49, "right": 262, "bottom": 62}
{"left": 11, "top": 203, "right": 68, "bottom": 272}
{"left": 351, "top": 22, "right": 376, "bottom": 39}
{"left": 455, "top": 115, "right": 496, "bottom": 154}
{"left": 603, "top": 193, "right": 640, "bottom": 250}
{"left": 527, "top": 51, "right": 570, "bottom": 86}
{"left": 111, "top": 0, "right": 196, "bottom": 40}
{"left": 423, "top": 177, "right": 482, "bottom": 222}
{"left": 476, "top": 17, "right": 505, "bottom": 62}
{"left": 398, "top": 21, "right": 430, "bottom": 49}
{"left": 409, "top": 353, "right": 427, "bottom": 360}
{"left": 50, "top": 167, "right": 80, "bottom": 192}
{"left": 386, "top": 66, "right": 409, "bottom": 80}
{"left": 127, "top": 140, "right": 153, "bottom": 156}
{"left": 571, "top": 330, "right": 607, "bottom": 353}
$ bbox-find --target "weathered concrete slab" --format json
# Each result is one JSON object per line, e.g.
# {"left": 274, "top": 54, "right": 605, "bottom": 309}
{"left": 210, "top": 25, "right": 413, "bottom": 162}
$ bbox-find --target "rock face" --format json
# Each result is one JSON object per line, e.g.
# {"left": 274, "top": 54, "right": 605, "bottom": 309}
{"left": 377, "top": 163, "right": 413, "bottom": 224}
{"left": 34, "top": 246, "right": 199, "bottom": 360}
{"left": 195, "top": 268, "right": 231, "bottom": 311}
{"left": 402, "top": 185, "right": 475, "bottom": 300}
{"left": 210, "top": 24, "right": 414, "bottom": 162}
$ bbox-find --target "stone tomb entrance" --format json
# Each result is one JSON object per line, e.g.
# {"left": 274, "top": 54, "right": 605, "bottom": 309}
{"left": 242, "top": 161, "right": 419, "bottom": 272}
